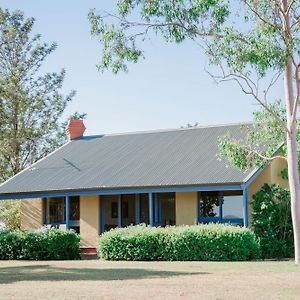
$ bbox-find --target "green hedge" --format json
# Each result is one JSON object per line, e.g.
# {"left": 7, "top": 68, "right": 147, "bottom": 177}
{"left": 252, "top": 184, "right": 294, "bottom": 258}
{"left": 0, "top": 228, "right": 80, "bottom": 260}
{"left": 98, "top": 224, "right": 260, "bottom": 261}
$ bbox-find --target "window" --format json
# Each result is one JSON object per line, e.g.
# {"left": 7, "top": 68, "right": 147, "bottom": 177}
{"left": 44, "top": 196, "right": 80, "bottom": 226}
{"left": 111, "top": 202, "right": 118, "bottom": 219}
{"left": 222, "top": 193, "right": 243, "bottom": 219}
{"left": 70, "top": 196, "right": 80, "bottom": 221}
{"left": 45, "top": 197, "right": 65, "bottom": 224}
{"left": 199, "top": 191, "right": 243, "bottom": 225}
{"left": 200, "top": 191, "right": 220, "bottom": 218}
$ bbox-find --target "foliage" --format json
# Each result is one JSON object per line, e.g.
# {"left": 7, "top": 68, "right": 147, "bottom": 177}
{"left": 252, "top": 184, "right": 294, "bottom": 258}
{"left": 0, "top": 200, "right": 21, "bottom": 230}
{"left": 88, "top": 1, "right": 293, "bottom": 78}
{"left": 89, "top": 0, "right": 300, "bottom": 263}
{"left": 0, "top": 8, "right": 80, "bottom": 182}
{"left": 0, "top": 228, "right": 80, "bottom": 260}
{"left": 218, "top": 101, "right": 293, "bottom": 171}
{"left": 0, "top": 9, "right": 87, "bottom": 229}
{"left": 98, "top": 224, "right": 260, "bottom": 261}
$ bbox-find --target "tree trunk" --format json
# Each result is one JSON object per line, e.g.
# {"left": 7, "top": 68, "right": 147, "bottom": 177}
{"left": 284, "top": 57, "right": 300, "bottom": 264}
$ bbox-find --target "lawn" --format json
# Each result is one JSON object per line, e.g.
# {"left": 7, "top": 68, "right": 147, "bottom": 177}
{"left": 0, "top": 260, "right": 299, "bottom": 300}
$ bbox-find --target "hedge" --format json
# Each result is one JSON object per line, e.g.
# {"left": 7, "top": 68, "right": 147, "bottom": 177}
{"left": 98, "top": 224, "right": 260, "bottom": 261}
{"left": 0, "top": 228, "right": 80, "bottom": 260}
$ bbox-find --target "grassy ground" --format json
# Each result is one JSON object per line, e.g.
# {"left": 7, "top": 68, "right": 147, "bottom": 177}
{"left": 0, "top": 260, "right": 299, "bottom": 300}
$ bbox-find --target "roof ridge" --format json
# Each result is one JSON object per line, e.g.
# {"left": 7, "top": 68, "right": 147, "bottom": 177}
{"left": 82, "top": 121, "right": 252, "bottom": 139}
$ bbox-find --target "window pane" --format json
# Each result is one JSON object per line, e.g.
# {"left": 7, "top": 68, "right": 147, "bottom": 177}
{"left": 140, "top": 194, "right": 149, "bottom": 224}
{"left": 222, "top": 195, "right": 243, "bottom": 219}
{"left": 69, "top": 196, "right": 80, "bottom": 221}
{"left": 200, "top": 191, "right": 220, "bottom": 217}
{"left": 160, "top": 193, "right": 176, "bottom": 226}
{"left": 46, "top": 197, "right": 65, "bottom": 224}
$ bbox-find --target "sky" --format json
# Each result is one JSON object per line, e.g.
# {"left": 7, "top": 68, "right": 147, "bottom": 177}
{"left": 0, "top": 1, "right": 285, "bottom": 135}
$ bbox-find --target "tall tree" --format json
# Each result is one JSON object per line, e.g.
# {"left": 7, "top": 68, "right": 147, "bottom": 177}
{"left": 0, "top": 9, "right": 85, "bottom": 229}
{"left": 89, "top": 1, "right": 300, "bottom": 263}
{"left": 0, "top": 9, "right": 76, "bottom": 182}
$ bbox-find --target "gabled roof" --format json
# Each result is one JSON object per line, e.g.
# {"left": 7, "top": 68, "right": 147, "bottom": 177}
{"left": 0, "top": 123, "right": 253, "bottom": 198}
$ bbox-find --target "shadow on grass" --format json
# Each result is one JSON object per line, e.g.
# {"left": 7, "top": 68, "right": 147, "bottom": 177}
{"left": 0, "top": 265, "right": 207, "bottom": 284}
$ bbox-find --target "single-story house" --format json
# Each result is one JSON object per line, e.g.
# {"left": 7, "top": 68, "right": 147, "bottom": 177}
{"left": 0, "top": 120, "right": 288, "bottom": 249}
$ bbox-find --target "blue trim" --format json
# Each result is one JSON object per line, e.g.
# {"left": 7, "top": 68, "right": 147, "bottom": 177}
{"left": 242, "top": 187, "right": 249, "bottom": 227}
{"left": 198, "top": 217, "right": 244, "bottom": 225}
{"left": 65, "top": 194, "right": 70, "bottom": 230}
{"left": 154, "top": 193, "right": 159, "bottom": 224}
{"left": 135, "top": 194, "right": 141, "bottom": 225}
{"left": 158, "top": 194, "right": 162, "bottom": 225}
{"left": 149, "top": 192, "right": 154, "bottom": 226}
{"left": 243, "top": 167, "right": 264, "bottom": 188}
{"left": 118, "top": 194, "right": 122, "bottom": 227}
{"left": 0, "top": 184, "right": 243, "bottom": 200}
{"left": 219, "top": 191, "right": 223, "bottom": 219}
{"left": 100, "top": 196, "right": 105, "bottom": 234}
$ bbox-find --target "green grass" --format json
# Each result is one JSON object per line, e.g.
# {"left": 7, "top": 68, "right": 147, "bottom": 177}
{"left": 0, "top": 260, "right": 299, "bottom": 299}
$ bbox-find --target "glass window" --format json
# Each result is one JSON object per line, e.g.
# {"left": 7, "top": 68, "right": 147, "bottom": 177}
{"left": 44, "top": 196, "right": 80, "bottom": 224}
{"left": 111, "top": 202, "right": 118, "bottom": 219}
{"left": 69, "top": 196, "right": 80, "bottom": 221}
{"left": 46, "top": 197, "right": 65, "bottom": 224}
{"left": 221, "top": 193, "right": 243, "bottom": 219}
{"left": 200, "top": 191, "right": 220, "bottom": 218}
{"left": 160, "top": 193, "right": 176, "bottom": 226}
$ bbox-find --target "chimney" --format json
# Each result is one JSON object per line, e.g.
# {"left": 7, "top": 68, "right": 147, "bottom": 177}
{"left": 66, "top": 119, "right": 86, "bottom": 141}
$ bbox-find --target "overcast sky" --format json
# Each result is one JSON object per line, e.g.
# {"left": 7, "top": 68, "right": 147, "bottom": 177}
{"left": 1, "top": 1, "right": 284, "bottom": 135}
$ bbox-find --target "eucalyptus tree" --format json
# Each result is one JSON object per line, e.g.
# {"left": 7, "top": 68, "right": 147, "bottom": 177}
{"left": 89, "top": 1, "right": 300, "bottom": 263}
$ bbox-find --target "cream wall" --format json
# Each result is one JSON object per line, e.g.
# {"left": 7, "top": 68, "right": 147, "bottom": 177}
{"left": 175, "top": 192, "right": 197, "bottom": 225}
{"left": 21, "top": 198, "right": 43, "bottom": 230}
{"left": 248, "top": 158, "right": 288, "bottom": 224}
{"left": 80, "top": 195, "right": 99, "bottom": 248}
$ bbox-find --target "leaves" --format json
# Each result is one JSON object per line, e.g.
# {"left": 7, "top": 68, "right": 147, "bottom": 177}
{"left": 218, "top": 100, "right": 291, "bottom": 171}
{"left": 0, "top": 9, "right": 77, "bottom": 182}
{"left": 98, "top": 224, "right": 260, "bottom": 261}
{"left": 252, "top": 184, "right": 294, "bottom": 258}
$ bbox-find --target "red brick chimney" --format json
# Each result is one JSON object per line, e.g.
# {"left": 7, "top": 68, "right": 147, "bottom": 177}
{"left": 66, "top": 119, "right": 86, "bottom": 141}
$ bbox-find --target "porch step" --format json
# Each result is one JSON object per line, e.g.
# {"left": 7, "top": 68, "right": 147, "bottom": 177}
{"left": 80, "top": 253, "right": 99, "bottom": 260}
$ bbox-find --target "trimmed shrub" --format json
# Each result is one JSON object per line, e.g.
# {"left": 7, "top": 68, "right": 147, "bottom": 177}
{"left": 98, "top": 224, "right": 260, "bottom": 261}
{"left": 0, "top": 228, "right": 80, "bottom": 260}
{"left": 0, "top": 230, "right": 24, "bottom": 259}
{"left": 252, "top": 184, "right": 294, "bottom": 259}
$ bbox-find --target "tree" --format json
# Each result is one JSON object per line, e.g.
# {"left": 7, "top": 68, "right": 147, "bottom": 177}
{"left": 0, "top": 9, "right": 84, "bottom": 228}
{"left": 89, "top": 1, "right": 300, "bottom": 263}
{"left": 218, "top": 100, "right": 293, "bottom": 172}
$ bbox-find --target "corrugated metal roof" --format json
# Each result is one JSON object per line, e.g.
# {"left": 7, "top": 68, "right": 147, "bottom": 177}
{"left": 0, "top": 123, "right": 252, "bottom": 196}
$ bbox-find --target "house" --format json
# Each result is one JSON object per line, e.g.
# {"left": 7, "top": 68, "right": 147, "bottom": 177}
{"left": 0, "top": 120, "right": 288, "bottom": 249}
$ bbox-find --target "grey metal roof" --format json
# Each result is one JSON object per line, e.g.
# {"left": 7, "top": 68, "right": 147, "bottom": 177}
{"left": 0, "top": 123, "right": 253, "bottom": 196}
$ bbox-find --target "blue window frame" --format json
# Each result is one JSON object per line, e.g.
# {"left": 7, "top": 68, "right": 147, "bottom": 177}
{"left": 43, "top": 196, "right": 80, "bottom": 231}
{"left": 198, "top": 191, "right": 244, "bottom": 226}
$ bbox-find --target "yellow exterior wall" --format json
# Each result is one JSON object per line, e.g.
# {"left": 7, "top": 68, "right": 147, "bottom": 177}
{"left": 175, "top": 192, "right": 197, "bottom": 225}
{"left": 21, "top": 198, "right": 43, "bottom": 230}
{"left": 80, "top": 195, "right": 99, "bottom": 248}
{"left": 248, "top": 158, "right": 288, "bottom": 224}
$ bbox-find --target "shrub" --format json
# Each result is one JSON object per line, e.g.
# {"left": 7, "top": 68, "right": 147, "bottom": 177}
{"left": 252, "top": 184, "right": 294, "bottom": 258}
{"left": 98, "top": 224, "right": 260, "bottom": 261}
{"left": 0, "top": 230, "right": 24, "bottom": 260}
{"left": 0, "top": 228, "right": 80, "bottom": 260}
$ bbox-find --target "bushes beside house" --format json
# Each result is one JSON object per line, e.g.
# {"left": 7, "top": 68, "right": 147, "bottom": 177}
{"left": 0, "top": 228, "right": 80, "bottom": 260}
{"left": 98, "top": 224, "right": 260, "bottom": 261}
{"left": 252, "top": 184, "right": 294, "bottom": 258}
